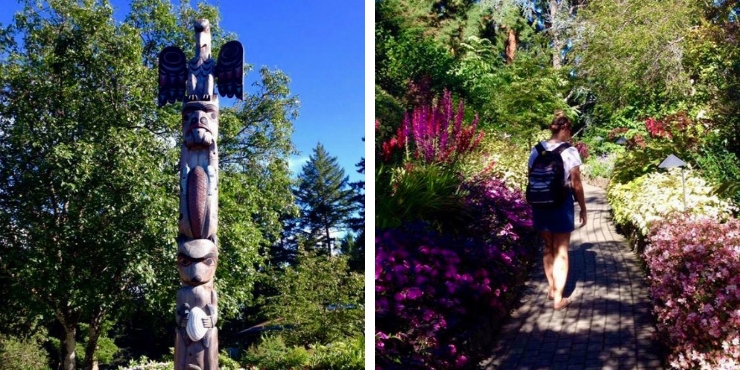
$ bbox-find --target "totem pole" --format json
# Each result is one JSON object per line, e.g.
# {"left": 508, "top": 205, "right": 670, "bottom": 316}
{"left": 157, "top": 19, "right": 243, "bottom": 370}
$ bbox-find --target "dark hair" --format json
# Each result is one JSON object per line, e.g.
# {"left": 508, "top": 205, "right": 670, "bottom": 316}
{"left": 550, "top": 115, "right": 572, "bottom": 134}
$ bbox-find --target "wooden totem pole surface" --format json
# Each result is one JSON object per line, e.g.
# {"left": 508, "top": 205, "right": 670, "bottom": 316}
{"left": 157, "top": 19, "right": 243, "bottom": 370}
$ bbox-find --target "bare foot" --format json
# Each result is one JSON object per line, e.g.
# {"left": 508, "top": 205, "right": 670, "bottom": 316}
{"left": 554, "top": 297, "right": 571, "bottom": 311}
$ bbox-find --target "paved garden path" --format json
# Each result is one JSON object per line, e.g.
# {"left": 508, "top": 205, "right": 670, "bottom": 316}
{"left": 480, "top": 183, "right": 665, "bottom": 370}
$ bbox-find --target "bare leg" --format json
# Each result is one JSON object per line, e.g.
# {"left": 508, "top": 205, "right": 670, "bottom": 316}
{"left": 552, "top": 232, "right": 571, "bottom": 309}
{"left": 540, "top": 231, "right": 555, "bottom": 298}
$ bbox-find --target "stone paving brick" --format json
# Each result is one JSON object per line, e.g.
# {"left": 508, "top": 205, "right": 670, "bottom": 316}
{"left": 481, "top": 183, "right": 665, "bottom": 369}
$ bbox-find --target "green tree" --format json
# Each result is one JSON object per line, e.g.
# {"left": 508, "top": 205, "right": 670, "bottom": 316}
{"left": 261, "top": 250, "right": 364, "bottom": 347}
{"left": 0, "top": 2, "right": 175, "bottom": 369}
{"left": 293, "top": 143, "right": 356, "bottom": 255}
{"left": 573, "top": 0, "right": 699, "bottom": 114}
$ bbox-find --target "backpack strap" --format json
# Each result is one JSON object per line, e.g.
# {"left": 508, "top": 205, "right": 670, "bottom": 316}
{"left": 552, "top": 143, "right": 571, "bottom": 155}
{"left": 535, "top": 142, "right": 546, "bottom": 155}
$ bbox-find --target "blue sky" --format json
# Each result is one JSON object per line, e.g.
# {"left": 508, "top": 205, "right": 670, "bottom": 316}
{"left": 0, "top": 0, "right": 366, "bottom": 183}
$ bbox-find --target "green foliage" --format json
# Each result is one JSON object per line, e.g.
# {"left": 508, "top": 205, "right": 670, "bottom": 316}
{"left": 308, "top": 334, "right": 364, "bottom": 370}
{"left": 79, "top": 339, "right": 116, "bottom": 366}
{"left": 75, "top": 336, "right": 118, "bottom": 366}
{"left": 611, "top": 147, "right": 665, "bottom": 186}
{"left": 117, "top": 356, "right": 172, "bottom": 370}
{"left": 693, "top": 138, "right": 740, "bottom": 204}
{"left": 0, "top": 0, "right": 177, "bottom": 366}
{"left": 261, "top": 251, "right": 364, "bottom": 347}
{"left": 243, "top": 335, "right": 311, "bottom": 369}
{"left": 682, "top": 3, "right": 740, "bottom": 154}
{"left": 450, "top": 35, "right": 504, "bottom": 107}
{"left": 478, "top": 49, "right": 573, "bottom": 140}
{"left": 218, "top": 351, "right": 243, "bottom": 370}
{"left": 242, "top": 334, "right": 364, "bottom": 370}
{"left": 574, "top": 0, "right": 699, "bottom": 112}
{"left": 582, "top": 153, "right": 618, "bottom": 182}
{"left": 375, "top": 28, "right": 459, "bottom": 99}
{"left": 376, "top": 162, "right": 466, "bottom": 230}
{"left": 0, "top": 335, "right": 50, "bottom": 370}
{"left": 607, "top": 168, "right": 736, "bottom": 238}
{"left": 455, "top": 131, "right": 530, "bottom": 191}
{"left": 375, "top": 85, "right": 406, "bottom": 145}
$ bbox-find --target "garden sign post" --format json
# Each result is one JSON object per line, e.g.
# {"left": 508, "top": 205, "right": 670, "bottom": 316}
{"left": 157, "top": 19, "right": 243, "bottom": 370}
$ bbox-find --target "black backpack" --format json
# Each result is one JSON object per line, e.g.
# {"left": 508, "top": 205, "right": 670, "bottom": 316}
{"left": 526, "top": 142, "right": 570, "bottom": 209}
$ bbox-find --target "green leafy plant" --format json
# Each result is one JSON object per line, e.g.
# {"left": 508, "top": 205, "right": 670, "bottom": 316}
{"left": 0, "top": 335, "right": 50, "bottom": 370}
{"left": 376, "top": 162, "right": 466, "bottom": 231}
{"left": 309, "top": 335, "right": 364, "bottom": 370}
{"left": 260, "top": 251, "right": 364, "bottom": 348}
{"left": 607, "top": 168, "right": 736, "bottom": 239}
{"left": 455, "top": 132, "right": 530, "bottom": 191}
{"left": 117, "top": 356, "right": 172, "bottom": 370}
{"left": 243, "top": 335, "right": 311, "bottom": 369}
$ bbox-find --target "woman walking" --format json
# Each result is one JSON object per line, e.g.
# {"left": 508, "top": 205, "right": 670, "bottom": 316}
{"left": 527, "top": 113, "right": 587, "bottom": 310}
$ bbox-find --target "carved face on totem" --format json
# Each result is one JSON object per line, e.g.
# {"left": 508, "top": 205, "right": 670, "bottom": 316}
{"left": 177, "top": 239, "right": 218, "bottom": 286}
{"left": 194, "top": 19, "right": 212, "bottom": 59}
{"left": 182, "top": 101, "right": 218, "bottom": 149}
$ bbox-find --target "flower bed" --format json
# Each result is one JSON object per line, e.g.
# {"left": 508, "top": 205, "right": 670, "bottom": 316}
{"left": 375, "top": 177, "right": 537, "bottom": 369}
{"left": 645, "top": 216, "right": 740, "bottom": 369}
{"left": 606, "top": 167, "right": 735, "bottom": 241}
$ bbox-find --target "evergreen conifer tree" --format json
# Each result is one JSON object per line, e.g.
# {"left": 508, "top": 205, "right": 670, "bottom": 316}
{"left": 294, "top": 143, "right": 356, "bottom": 255}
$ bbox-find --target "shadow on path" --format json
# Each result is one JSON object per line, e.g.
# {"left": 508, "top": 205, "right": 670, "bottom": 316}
{"left": 480, "top": 183, "right": 665, "bottom": 369}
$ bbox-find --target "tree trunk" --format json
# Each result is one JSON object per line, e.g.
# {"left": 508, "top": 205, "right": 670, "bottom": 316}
{"left": 325, "top": 224, "right": 331, "bottom": 255}
{"left": 550, "top": 0, "right": 562, "bottom": 69}
{"left": 82, "top": 311, "right": 105, "bottom": 370}
{"left": 62, "top": 326, "right": 77, "bottom": 370}
{"left": 505, "top": 27, "right": 517, "bottom": 64}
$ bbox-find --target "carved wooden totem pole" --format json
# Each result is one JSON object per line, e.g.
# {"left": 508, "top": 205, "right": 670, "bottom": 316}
{"left": 157, "top": 19, "right": 243, "bottom": 370}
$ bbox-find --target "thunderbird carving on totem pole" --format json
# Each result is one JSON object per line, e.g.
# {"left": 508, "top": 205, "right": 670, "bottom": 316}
{"left": 157, "top": 18, "right": 243, "bottom": 370}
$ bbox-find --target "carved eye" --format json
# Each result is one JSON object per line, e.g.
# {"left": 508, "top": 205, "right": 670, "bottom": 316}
{"left": 210, "top": 113, "right": 217, "bottom": 120}
{"left": 200, "top": 117, "right": 208, "bottom": 124}
{"left": 203, "top": 258, "right": 215, "bottom": 266}
{"left": 178, "top": 256, "right": 192, "bottom": 267}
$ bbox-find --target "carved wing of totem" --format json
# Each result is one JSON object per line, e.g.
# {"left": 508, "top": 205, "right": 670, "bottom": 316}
{"left": 158, "top": 46, "right": 188, "bottom": 107}
{"left": 215, "top": 40, "right": 244, "bottom": 100}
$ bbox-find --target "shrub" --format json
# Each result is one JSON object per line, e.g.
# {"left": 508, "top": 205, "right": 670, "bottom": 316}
{"left": 375, "top": 177, "right": 537, "bottom": 369}
{"left": 582, "top": 152, "right": 617, "bottom": 182}
{"left": 607, "top": 168, "right": 736, "bottom": 239}
{"left": 0, "top": 336, "right": 50, "bottom": 370}
{"left": 243, "top": 335, "right": 310, "bottom": 369}
{"left": 574, "top": 141, "right": 590, "bottom": 161}
{"left": 375, "top": 162, "right": 466, "bottom": 231}
{"left": 455, "top": 133, "right": 530, "bottom": 191}
{"left": 117, "top": 356, "right": 172, "bottom": 370}
{"left": 310, "top": 335, "right": 364, "bottom": 370}
{"left": 242, "top": 334, "right": 364, "bottom": 370}
{"left": 260, "top": 251, "right": 364, "bottom": 348}
{"left": 645, "top": 216, "right": 740, "bottom": 369}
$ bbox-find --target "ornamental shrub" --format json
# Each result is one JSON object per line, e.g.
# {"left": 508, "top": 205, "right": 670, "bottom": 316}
{"left": 645, "top": 216, "right": 740, "bottom": 369}
{"left": 455, "top": 133, "right": 530, "bottom": 191}
{"left": 607, "top": 168, "right": 736, "bottom": 239}
{"left": 243, "top": 335, "right": 311, "bottom": 369}
{"left": 0, "top": 336, "right": 50, "bottom": 370}
{"left": 375, "top": 177, "right": 537, "bottom": 369}
{"left": 375, "top": 162, "right": 466, "bottom": 231}
{"left": 582, "top": 152, "right": 618, "bottom": 183}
